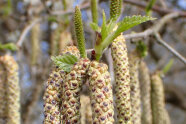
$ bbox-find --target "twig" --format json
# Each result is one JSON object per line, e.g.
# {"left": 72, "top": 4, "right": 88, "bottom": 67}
{"left": 16, "top": 18, "right": 41, "bottom": 48}
{"left": 124, "top": 12, "right": 179, "bottom": 40}
{"left": 51, "top": 2, "right": 90, "bottom": 15}
{"left": 154, "top": 33, "right": 186, "bottom": 65}
{"left": 123, "top": 0, "right": 186, "bottom": 17}
{"left": 124, "top": 12, "right": 186, "bottom": 65}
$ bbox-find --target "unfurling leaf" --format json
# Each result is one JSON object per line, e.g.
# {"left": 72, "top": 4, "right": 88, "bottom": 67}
{"left": 51, "top": 54, "right": 78, "bottom": 72}
{"left": 162, "top": 59, "right": 174, "bottom": 75}
{"left": 90, "top": 22, "right": 100, "bottom": 32}
{"left": 136, "top": 41, "right": 148, "bottom": 57}
{"left": 0, "top": 43, "right": 17, "bottom": 51}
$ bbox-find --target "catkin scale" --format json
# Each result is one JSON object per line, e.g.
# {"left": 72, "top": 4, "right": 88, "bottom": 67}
{"left": 139, "top": 61, "right": 152, "bottom": 124}
{"left": 129, "top": 51, "right": 141, "bottom": 124}
{"left": 43, "top": 46, "right": 80, "bottom": 124}
{"left": 0, "top": 55, "right": 20, "bottom": 124}
{"left": 61, "top": 58, "right": 90, "bottom": 124}
{"left": 88, "top": 61, "right": 114, "bottom": 124}
{"left": 0, "top": 63, "right": 6, "bottom": 124}
{"left": 111, "top": 34, "right": 132, "bottom": 124}
{"left": 151, "top": 72, "right": 170, "bottom": 124}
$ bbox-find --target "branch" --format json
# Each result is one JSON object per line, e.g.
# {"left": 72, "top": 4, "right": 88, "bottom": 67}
{"left": 124, "top": 12, "right": 186, "bottom": 65}
{"left": 123, "top": 0, "right": 186, "bottom": 17}
{"left": 51, "top": 2, "right": 90, "bottom": 15}
{"left": 16, "top": 18, "right": 41, "bottom": 48}
{"left": 155, "top": 33, "right": 186, "bottom": 65}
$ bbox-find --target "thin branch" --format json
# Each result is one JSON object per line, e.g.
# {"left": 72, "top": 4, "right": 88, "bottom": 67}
{"left": 16, "top": 18, "right": 41, "bottom": 48}
{"left": 123, "top": 0, "right": 186, "bottom": 17}
{"left": 155, "top": 33, "right": 186, "bottom": 65}
{"left": 51, "top": 2, "right": 90, "bottom": 15}
{"left": 124, "top": 12, "right": 179, "bottom": 40}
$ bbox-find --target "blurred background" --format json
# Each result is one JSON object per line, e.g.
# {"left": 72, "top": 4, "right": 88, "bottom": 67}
{"left": 0, "top": 0, "right": 185, "bottom": 123}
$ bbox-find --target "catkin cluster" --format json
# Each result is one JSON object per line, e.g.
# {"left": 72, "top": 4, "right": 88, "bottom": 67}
{"left": 43, "top": 46, "right": 80, "bottom": 124}
{"left": 129, "top": 51, "right": 141, "bottom": 124}
{"left": 88, "top": 61, "right": 114, "bottom": 124}
{"left": 151, "top": 72, "right": 170, "bottom": 124}
{"left": 0, "top": 55, "right": 20, "bottom": 124}
{"left": 111, "top": 34, "right": 131, "bottom": 124}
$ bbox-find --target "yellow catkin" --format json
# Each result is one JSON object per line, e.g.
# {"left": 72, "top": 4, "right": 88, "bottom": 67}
{"left": 80, "top": 95, "right": 93, "bottom": 124}
{"left": 111, "top": 34, "right": 132, "bottom": 124}
{"left": 61, "top": 58, "right": 90, "bottom": 124}
{"left": 139, "top": 61, "right": 152, "bottom": 124}
{"left": 129, "top": 51, "right": 141, "bottom": 124}
{"left": 88, "top": 61, "right": 114, "bottom": 124}
{"left": 31, "top": 21, "right": 40, "bottom": 65}
{"left": 43, "top": 46, "right": 80, "bottom": 124}
{"left": 0, "top": 55, "right": 20, "bottom": 124}
{"left": 0, "top": 63, "right": 6, "bottom": 123}
{"left": 151, "top": 72, "right": 170, "bottom": 124}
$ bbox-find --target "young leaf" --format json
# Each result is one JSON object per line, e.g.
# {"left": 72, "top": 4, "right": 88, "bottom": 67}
{"left": 101, "top": 11, "right": 107, "bottom": 41}
{"left": 146, "top": 0, "right": 156, "bottom": 16}
{"left": 90, "top": 22, "right": 100, "bottom": 32}
{"left": 51, "top": 54, "right": 78, "bottom": 72}
{"left": 136, "top": 41, "right": 148, "bottom": 57}
{"left": 116, "top": 16, "right": 155, "bottom": 36}
{"left": 0, "top": 43, "right": 17, "bottom": 51}
{"left": 74, "top": 6, "right": 87, "bottom": 58}
{"left": 162, "top": 59, "right": 174, "bottom": 75}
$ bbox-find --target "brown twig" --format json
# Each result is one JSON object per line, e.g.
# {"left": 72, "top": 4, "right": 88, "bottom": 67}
{"left": 123, "top": 0, "right": 186, "bottom": 17}
{"left": 154, "top": 33, "right": 186, "bottom": 65}
{"left": 16, "top": 18, "right": 41, "bottom": 48}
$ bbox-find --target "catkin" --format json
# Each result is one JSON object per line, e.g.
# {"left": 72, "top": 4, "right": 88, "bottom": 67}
{"left": 151, "top": 72, "right": 170, "bottom": 124}
{"left": 61, "top": 58, "right": 90, "bottom": 124}
{"left": 129, "top": 51, "right": 141, "bottom": 124}
{"left": 139, "top": 61, "right": 152, "bottom": 124}
{"left": 80, "top": 95, "right": 92, "bottom": 124}
{"left": 43, "top": 46, "right": 80, "bottom": 124}
{"left": 88, "top": 61, "right": 114, "bottom": 124}
{"left": 0, "top": 55, "right": 20, "bottom": 124}
{"left": 0, "top": 63, "right": 6, "bottom": 123}
{"left": 111, "top": 34, "right": 132, "bottom": 124}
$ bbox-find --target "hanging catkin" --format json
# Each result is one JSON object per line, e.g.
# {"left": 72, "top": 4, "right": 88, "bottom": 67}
{"left": 43, "top": 46, "right": 80, "bottom": 124}
{"left": 129, "top": 51, "right": 141, "bottom": 124}
{"left": 61, "top": 58, "right": 90, "bottom": 123}
{"left": 0, "top": 63, "right": 6, "bottom": 124}
{"left": 151, "top": 72, "right": 170, "bottom": 124}
{"left": 80, "top": 95, "right": 92, "bottom": 124}
{"left": 111, "top": 34, "right": 132, "bottom": 124}
{"left": 0, "top": 55, "right": 20, "bottom": 124}
{"left": 88, "top": 61, "right": 114, "bottom": 124}
{"left": 139, "top": 61, "right": 152, "bottom": 124}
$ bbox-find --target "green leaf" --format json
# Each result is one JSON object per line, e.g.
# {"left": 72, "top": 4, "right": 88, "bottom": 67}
{"left": 162, "top": 59, "right": 174, "bottom": 75}
{"left": 115, "top": 15, "right": 155, "bottom": 36}
{"left": 101, "top": 11, "right": 107, "bottom": 41}
{"left": 90, "top": 22, "right": 100, "bottom": 32}
{"left": 146, "top": 0, "right": 156, "bottom": 15}
{"left": 74, "top": 6, "right": 87, "bottom": 58}
{"left": 51, "top": 54, "right": 78, "bottom": 72}
{"left": 0, "top": 43, "right": 17, "bottom": 51}
{"left": 136, "top": 41, "right": 148, "bottom": 57}
{"left": 48, "top": 16, "right": 58, "bottom": 22}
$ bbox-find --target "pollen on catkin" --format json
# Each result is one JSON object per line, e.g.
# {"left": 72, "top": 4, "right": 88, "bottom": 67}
{"left": 111, "top": 34, "right": 132, "bottom": 124}
{"left": 88, "top": 61, "right": 114, "bottom": 124}
{"left": 0, "top": 55, "right": 20, "bottom": 124}
{"left": 43, "top": 46, "right": 80, "bottom": 124}
{"left": 129, "top": 51, "right": 141, "bottom": 124}
{"left": 61, "top": 58, "right": 90, "bottom": 124}
{"left": 0, "top": 63, "right": 6, "bottom": 124}
{"left": 151, "top": 72, "right": 170, "bottom": 124}
{"left": 139, "top": 61, "right": 152, "bottom": 124}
